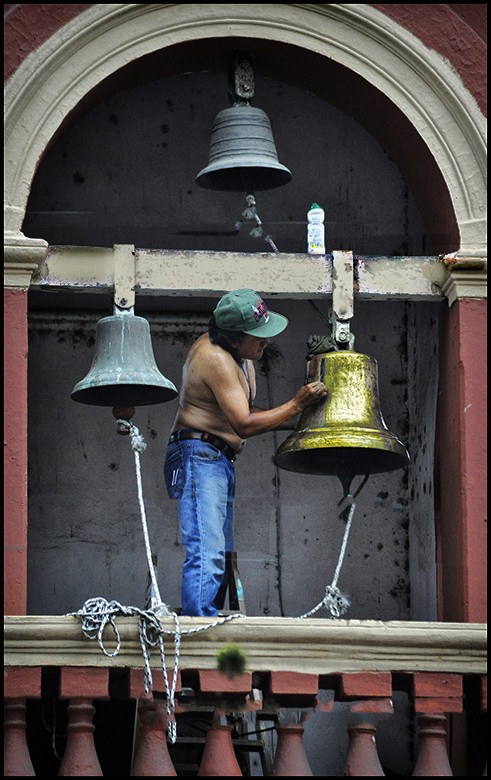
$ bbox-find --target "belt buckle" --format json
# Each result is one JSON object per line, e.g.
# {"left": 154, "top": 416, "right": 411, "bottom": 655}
{"left": 226, "top": 445, "right": 236, "bottom": 463}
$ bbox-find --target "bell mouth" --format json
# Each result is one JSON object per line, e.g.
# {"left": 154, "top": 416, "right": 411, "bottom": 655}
{"left": 71, "top": 383, "right": 178, "bottom": 407}
{"left": 274, "top": 429, "right": 410, "bottom": 476}
{"left": 196, "top": 163, "right": 292, "bottom": 192}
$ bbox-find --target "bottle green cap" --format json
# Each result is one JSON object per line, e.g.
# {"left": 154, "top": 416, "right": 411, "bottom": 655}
{"left": 310, "top": 203, "right": 321, "bottom": 210}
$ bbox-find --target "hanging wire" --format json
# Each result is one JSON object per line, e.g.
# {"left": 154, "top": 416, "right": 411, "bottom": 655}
{"left": 41, "top": 696, "right": 64, "bottom": 761}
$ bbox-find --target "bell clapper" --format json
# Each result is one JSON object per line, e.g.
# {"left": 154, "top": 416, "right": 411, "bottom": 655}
{"left": 337, "top": 472, "right": 369, "bottom": 521}
{"left": 338, "top": 470, "right": 355, "bottom": 502}
{"left": 240, "top": 192, "right": 280, "bottom": 253}
{"left": 112, "top": 406, "right": 135, "bottom": 435}
{"left": 242, "top": 193, "right": 262, "bottom": 233}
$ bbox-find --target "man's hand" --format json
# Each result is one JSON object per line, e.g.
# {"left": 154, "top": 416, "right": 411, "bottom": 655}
{"left": 292, "top": 381, "right": 328, "bottom": 412}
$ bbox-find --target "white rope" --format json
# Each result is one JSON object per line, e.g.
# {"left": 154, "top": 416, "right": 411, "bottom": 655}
{"left": 297, "top": 498, "right": 355, "bottom": 620}
{"left": 66, "top": 597, "right": 244, "bottom": 742}
{"left": 116, "top": 419, "right": 170, "bottom": 617}
{"left": 297, "top": 473, "right": 370, "bottom": 620}
{"left": 331, "top": 496, "right": 355, "bottom": 590}
{"left": 67, "top": 419, "right": 244, "bottom": 742}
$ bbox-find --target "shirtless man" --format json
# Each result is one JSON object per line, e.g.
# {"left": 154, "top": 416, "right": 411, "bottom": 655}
{"left": 164, "top": 288, "right": 328, "bottom": 616}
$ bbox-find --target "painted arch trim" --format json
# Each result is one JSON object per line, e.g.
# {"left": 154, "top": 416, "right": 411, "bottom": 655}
{"left": 4, "top": 3, "right": 487, "bottom": 256}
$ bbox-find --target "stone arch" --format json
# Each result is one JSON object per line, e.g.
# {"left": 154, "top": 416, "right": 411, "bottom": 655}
{"left": 4, "top": 3, "right": 486, "bottom": 255}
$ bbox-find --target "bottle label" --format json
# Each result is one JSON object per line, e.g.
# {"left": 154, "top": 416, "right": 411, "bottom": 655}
{"left": 308, "top": 224, "right": 325, "bottom": 254}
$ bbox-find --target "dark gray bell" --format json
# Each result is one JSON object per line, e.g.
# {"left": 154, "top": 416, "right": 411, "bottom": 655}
{"left": 196, "top": 105, "right": 292, "bottom": 192}
{"left": 71, "top": 310, "right": 178, "bottom": 407}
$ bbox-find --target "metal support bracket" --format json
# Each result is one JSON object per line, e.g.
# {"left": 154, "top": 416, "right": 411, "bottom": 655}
{"left": 233, "top": 56, "right": 255, "bottom": 102}
{"left": 332, "top": 250, "right": 354, "bottom": 349}
{"left": 113, "top": 243, "right": 136, "bottom": 310}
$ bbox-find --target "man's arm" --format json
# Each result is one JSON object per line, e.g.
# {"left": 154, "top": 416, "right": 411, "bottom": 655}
{"left": 250, "top": 402, "right": 297, "bottom": 430}
{"left": 206, "top": 353, "right": 327, "bottom": 439}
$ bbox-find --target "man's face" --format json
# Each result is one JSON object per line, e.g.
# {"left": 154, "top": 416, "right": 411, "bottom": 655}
{"left": 237, "top": 334, "right": 270, "bottom": 361}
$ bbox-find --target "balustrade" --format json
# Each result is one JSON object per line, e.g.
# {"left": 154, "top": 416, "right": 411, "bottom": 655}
{"left": 3, "top": 666, "right": 487, "bottom": 776}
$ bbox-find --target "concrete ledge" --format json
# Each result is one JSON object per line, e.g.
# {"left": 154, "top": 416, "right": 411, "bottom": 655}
{"left": 27, "top": 246, "right": 455, "bottom": 300}
{"left": 3, "top": 616, "right": 486, "bottom": 675}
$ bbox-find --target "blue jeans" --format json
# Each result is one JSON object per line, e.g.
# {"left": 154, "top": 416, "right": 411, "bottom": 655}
{"left": 164, "top": 435, "right": 236, "bottom": 616}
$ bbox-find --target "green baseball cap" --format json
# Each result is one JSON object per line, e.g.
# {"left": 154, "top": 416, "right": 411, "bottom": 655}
{"left": 213, "top": 288, "right": 289, "bottom": 337}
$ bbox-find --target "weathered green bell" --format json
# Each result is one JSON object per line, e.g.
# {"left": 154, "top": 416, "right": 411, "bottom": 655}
{"left": 196, "top": 104, "right": 292, "bottom": 192}
{"left": 71, "top": 310, "right": 178, "bottom": 407}
{"left": 274, "top": 350, "right": 410, "bottom": 476}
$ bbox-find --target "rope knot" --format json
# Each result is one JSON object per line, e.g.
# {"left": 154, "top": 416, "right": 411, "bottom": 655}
{"left": 324, "top": 585, "right": 351, "bottom": 618}
{"left": 130, "top": 431, "right": 147, "bottom": 452}
{"left": 116, "top": 419, "right": 147, "bottom": 452}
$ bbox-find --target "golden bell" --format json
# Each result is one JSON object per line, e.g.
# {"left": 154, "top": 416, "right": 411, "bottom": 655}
{"left": 274, "top": 350, "right": 410, "bottom": 477}
{"left": 71, "top": 310, "right": 178, "bottom": 407}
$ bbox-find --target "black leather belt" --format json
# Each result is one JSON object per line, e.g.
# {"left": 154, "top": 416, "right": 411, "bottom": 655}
{"left": 168, "top": 430, "right": 238, "bottom": 462}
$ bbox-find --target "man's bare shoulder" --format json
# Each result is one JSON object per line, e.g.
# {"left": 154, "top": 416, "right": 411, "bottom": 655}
{"left": 192, "top": 334, "right": 235, "bottom": 369}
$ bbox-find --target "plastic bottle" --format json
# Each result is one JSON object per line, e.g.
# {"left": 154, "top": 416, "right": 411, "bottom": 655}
{"left": 307, "top": 203, "right": 325, "bottom": 254}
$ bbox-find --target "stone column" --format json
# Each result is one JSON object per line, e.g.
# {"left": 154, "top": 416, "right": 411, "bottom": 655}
{"left": 4, "top": 231, "right": 48, "bottom": 614}
{"left": 438, "top": 257, "right": 487, "bottom": 622}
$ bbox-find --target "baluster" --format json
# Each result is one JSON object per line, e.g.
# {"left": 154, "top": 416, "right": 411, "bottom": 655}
{"left": 270, "top": 723, "right": 313, "bottom": 776}
{"left": 4, "top": 666, "right": 42, "bottom": 777}
{"left": 4, "top": 699, "right": 36, "bottom": 776}
{"left": 131, "top": 699, "right": 177, "bottom": 776}
{"left": 198, "top": 716, "right": 243, "bottom": 776}
{"left": 344, "top": 720, "right": 385, "bottom": 776}
{"left": 412, "top": 714, "right": 453, "bottom": 776}
{"left": 57, "top": 698, "right": 103, "bottom": 776}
